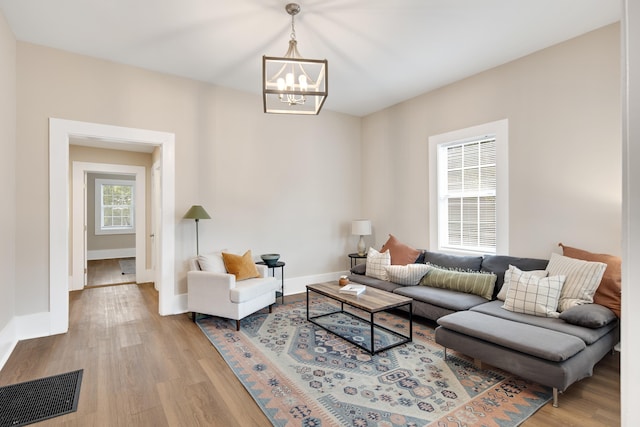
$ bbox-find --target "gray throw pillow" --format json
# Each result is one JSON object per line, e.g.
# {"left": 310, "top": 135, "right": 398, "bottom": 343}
{"left": 423, "top": 251, "right": 483, "bottom": 271}
{"left": 350, "top": 263, "right": 366, "bottom": 275}
{"left": 481, "top": 255, "right": 549, "bottom": 297}
{"left": 559, "top": 304, "right": 617, "bottom": 328}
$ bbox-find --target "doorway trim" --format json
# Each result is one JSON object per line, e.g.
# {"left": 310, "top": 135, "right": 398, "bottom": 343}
{"left": 50, "top": 118, "right": 175, "bottom": 334}
{"left": 71, "top": 162, "right": 147, "bottom": 290}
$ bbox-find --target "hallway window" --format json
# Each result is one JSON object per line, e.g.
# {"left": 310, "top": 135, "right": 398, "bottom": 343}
{"left": 95, "top": 178, "right": 135, "bottom": 235}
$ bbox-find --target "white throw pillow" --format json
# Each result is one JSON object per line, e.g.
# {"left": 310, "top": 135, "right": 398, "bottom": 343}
{"left": 385, "top": 264, "right": 431, "bottom": 286}
{"left": 497, "top": 265, "right": 548, "bottom": 301}
{"left": 545, "top": 252, "right": 607, "bottom": 311}
{"left": 502, "top": 265, "right": 566, "bottom": 318}
{"left": 365, "top": 247, "right": 391, "bottom": 281}
{"left": 197, "top": 251, "right": 227, "bottom": 273}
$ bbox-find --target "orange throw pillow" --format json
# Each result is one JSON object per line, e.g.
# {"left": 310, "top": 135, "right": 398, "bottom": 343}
{"left": 380, "top": 234, "right": 421, "bottom": 265}
{"left": 559, "top": 243, "right": 621, "bottom": 317}
{"left": 221, "top": 250, "right": 260, "bottom": 281}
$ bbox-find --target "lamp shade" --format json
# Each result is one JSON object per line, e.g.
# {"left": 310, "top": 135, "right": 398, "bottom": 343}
{"left": 184, "top": 205, "right": 211, "bottom": 220}
{"left": 351, "top": 220, "right": 372, "bottom": 236}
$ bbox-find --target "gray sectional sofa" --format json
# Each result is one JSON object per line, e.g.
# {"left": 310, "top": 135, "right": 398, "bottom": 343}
{"left": 347, "top": 250, "right": 620, "bottom": 407}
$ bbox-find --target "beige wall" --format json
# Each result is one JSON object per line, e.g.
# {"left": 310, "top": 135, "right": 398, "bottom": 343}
{"left": 362, "top": 24, "right": 621, "bottom": 260}
{"left": 15, "top": 41, "right": 362, "bottom": 313}
{"left": 0, "top": 12, "right": 16, "bottom": 333}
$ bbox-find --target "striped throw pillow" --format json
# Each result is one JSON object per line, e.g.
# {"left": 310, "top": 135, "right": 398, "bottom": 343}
{"left": 419, "top": 266, "right": 496, "bottom": 300}
{"left": 385, "top": 264, "right": 431, "bottom": 286}
{"left": 546, "top": 253, "right": 607, "bottom": 311}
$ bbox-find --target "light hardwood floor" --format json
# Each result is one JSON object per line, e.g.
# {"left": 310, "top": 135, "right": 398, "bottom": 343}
{"left": 0, "top": 282, "right": 620, "bottom": 426}
{"left": 86, "top": 258, "right": 136, "bottom": 287}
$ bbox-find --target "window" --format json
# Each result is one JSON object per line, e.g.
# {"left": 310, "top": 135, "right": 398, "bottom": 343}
{"left": 95, "top": 178, "right": 135, "bottom": 235}
{"left": 429, "top": 120, "right": 508, "bottom": 255}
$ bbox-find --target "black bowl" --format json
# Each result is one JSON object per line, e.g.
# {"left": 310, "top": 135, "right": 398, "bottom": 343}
{"left": 261, "top": 253, "right": 280, "bottom": 267}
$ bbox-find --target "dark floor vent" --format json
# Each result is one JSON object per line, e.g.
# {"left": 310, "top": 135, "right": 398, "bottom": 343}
{"left": 0, "top": 369, "right": 83, "bottom": 427}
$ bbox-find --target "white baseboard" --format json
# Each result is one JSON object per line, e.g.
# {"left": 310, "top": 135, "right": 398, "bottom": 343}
{"left": 137, "top": 269, "right": 154, "bottom": 284}
{"left": 0, "top": 318, "right": 18, "bottom": 371}
{"left": 87, "top": 248, "right": 135, "bottom": 260}
{"left": 0, "top": 311, "right": 55, "bottom": 371}
{"left": 17, "top": 311, "right": 55, "bottom": 340}
{"left": 284, "top": 271, "right": 349, "bottom": 296}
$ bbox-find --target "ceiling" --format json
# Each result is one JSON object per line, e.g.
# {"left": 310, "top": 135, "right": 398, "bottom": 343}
{"left": 0, "top": 0, "right": 621, "bottom": 117}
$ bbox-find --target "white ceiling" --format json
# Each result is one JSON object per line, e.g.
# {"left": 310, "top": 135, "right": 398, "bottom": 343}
{"left": 0, "top": 0, "right": 621, "bottom": 117}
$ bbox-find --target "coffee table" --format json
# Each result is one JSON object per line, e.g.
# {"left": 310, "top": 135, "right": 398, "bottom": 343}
{"left": 306, "top": 281, "right": 413, "bottom": 355}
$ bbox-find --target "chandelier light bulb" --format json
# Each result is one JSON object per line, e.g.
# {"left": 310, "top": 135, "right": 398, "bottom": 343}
{"left": 286, "top": 73, "right": 295, "bottom": 88}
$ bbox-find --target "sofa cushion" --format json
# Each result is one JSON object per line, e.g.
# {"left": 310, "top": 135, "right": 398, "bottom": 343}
{"left": 365, "top": 247, "right": 391, "bottom": 280}
{"left": 347, "top": 273, "right": 403, "bottom": 293}
{"left": 419, "top": 266, "right": 496, "bottom": 300}
{"left": 481, "top": 255, "right": 549, "bottom": 298}
{"left": 497, "top": 267, "right": 548, "bottom": 301}
{"left": 470, "top": 300, "right": 618, "bottom": 345}
{"left": 437, "top": 311, "right": 586, "bottom": 362}
{"left": 546, "top": 252, "right": 607, "bottom": 311}
{"left": 229, "top": 277, "right": 279, "bottom": 303}
{"left": 560, "top": 243, "right": 621, "bottom": 318}
{"left": 222, "top": 250, "right": 260, "bottom": 281}
{"left": 423, "top": 251, "right": 483, "bottom": 271}
{"left": 502, "top": 266, "right": 565, "bottom": 318}
{"left": 394, "top": 285, "right": 488, "bottom": 312}
{"left": 380, "top": 234, "right": 422, "bottom": 265}
{"left": 385, "top": 264, "right": 431, "bottom": 286}
{"left": 559, "top": 304, "right": 617, "bottom": 329}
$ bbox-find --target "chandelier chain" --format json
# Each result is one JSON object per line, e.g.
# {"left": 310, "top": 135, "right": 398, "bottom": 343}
{"left": 290, "top": 12, "right": 296, "bottom": 40}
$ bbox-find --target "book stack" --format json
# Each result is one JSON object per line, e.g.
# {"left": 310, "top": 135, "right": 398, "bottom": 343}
{"left": 338, "top": 284, "right": 366, "bottom": 295}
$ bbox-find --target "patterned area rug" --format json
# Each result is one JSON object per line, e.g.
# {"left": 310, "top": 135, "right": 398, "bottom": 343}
{"left": 196, "top": 298, "right": 551, "bottom": 426}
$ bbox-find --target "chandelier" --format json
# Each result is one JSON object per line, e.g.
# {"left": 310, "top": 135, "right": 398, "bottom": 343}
{"left": 262, "top": 3, "right": 328, "bottom": 115}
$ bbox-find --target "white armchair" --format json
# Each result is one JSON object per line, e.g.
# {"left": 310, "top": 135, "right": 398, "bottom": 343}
{"left": 187, "top": 253, "right": 279, "bottom": 330}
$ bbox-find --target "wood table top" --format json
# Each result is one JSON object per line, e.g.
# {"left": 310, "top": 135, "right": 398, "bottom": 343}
{"left": 306, "top": 281, "right": 412, "bottom": 313}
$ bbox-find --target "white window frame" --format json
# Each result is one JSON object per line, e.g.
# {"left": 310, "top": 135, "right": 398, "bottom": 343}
{"left": 429, "top": 119, "right": 509, "bottom": 255}
{"left": 95, "top": 178, "right": 136, "bottom": 235}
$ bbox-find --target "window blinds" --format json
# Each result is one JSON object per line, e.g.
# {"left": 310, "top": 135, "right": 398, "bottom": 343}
{"left": 442, "top": 138, "right": 496, "bottom": 252}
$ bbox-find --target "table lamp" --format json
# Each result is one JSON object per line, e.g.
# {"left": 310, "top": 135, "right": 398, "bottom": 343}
{"left": 184, "top": 205, "right": 211, "bottom": 255}
{"left": 351, "top": 219, "right": 372, "bottom": 256}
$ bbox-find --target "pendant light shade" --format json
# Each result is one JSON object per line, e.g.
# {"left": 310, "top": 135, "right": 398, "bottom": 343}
{"left": 263, "top": 3, "right": 328, "bottom": 115}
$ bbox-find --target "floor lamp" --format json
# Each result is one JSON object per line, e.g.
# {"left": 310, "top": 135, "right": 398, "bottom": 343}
{"left": 184, "top": 205, "right": 211, "bottom": 255}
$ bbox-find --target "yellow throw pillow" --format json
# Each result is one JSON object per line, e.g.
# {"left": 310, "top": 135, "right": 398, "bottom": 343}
{"left": 221, "top": 250, "right": 260, "bottom": 281}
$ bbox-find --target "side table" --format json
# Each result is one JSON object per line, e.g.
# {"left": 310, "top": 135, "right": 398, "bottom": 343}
{"left": 257, "top": 261, "right": 285, "bottom": 304}
{"left": 348, "top": 253, "right": 367, "bottom": 268}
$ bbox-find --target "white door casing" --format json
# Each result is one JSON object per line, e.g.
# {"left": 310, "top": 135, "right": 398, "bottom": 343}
{"left": 151, "top": 161, "right": 162, "bottom": 291}
{"left": 71, "top": 162, "right": 146, "bottom": 290}
{"left": 49, "top": 118, "right": 175, "bottom": 335}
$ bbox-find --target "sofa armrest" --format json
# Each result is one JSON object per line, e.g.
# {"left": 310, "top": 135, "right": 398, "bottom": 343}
{"left": 187, "top": 270, "right": 237, "bottom": 312}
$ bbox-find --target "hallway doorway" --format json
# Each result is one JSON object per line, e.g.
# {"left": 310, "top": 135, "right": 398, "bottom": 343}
{"left": 49, "top": 118, "right": 176, "bottom": 335}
